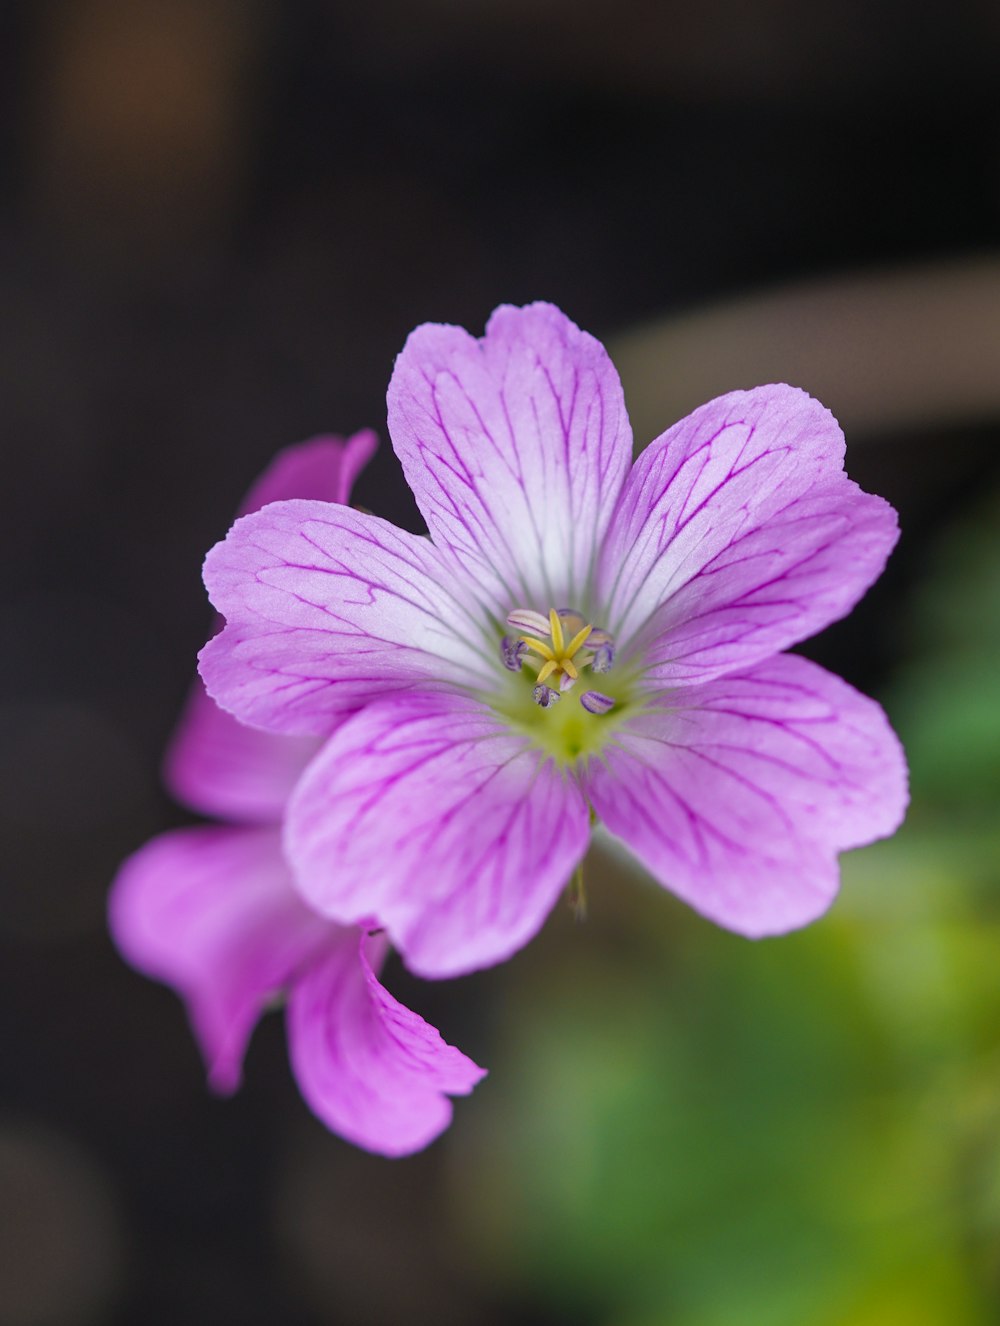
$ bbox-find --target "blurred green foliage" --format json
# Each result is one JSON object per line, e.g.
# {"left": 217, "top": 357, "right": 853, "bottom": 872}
{"left": 448, "top": 488, "right": 1000, "bottom": 1325}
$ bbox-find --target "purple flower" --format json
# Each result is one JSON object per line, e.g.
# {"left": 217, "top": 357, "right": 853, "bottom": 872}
{"left": 199, "top": 304, "right": 908, "bottom": 980}
{"left": 109, "top": 433, "right": 485, "bottom": 1156}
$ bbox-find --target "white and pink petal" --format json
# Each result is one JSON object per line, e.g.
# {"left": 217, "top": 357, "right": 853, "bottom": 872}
{"left": 599, "top": 385, "right": 898, "bottom": 680}
{"left": 637, "top": 478, "right": 898, "bottom": 685}
{"left": 584, "top": 654, "right": 907, "bottom": 937}
{"left": 387, "top": 302, "right": 632, "bottom": 608}
{"left": 287, "top": 932, "right": 486, "bottom": 1157}
{"left": 200, "top": 501, "right": 491, "bottom": 736}
{"left": 285, "top": 693, "right": 591, "bottom": 978}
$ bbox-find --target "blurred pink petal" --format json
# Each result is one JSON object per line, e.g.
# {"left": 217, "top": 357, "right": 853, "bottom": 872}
{"left": 165, "top": 685, "right": 321, "bottom": 823}
{"left": 109, "top": 825, "right": 327, "bottom": 1092}
{"left": 288, "top": 933, "right": 486, "bottom": 1157}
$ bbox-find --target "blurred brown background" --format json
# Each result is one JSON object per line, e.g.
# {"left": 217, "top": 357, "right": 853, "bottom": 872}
{"left": 2, "top": 2, "right": 1000, "bottom": 1323}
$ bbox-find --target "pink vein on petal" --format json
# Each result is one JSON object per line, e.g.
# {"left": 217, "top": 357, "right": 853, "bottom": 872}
{"left": 286, "top": 693, "right": 591, "bottom": 977}
{"left": 200, "top": 500, "right": 493, "bottom": 735}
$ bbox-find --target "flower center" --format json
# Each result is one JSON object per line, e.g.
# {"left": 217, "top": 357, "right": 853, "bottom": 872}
{"left": 501, "top": 606, "right": 617, "bottom": 713}
{"left": 489, "top": 605, "right": 636, "bottom": 764}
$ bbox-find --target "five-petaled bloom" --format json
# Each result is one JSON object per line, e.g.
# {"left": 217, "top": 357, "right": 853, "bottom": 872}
{"left": 200, "top": 302, "right": 908, "bottom": 980}
{"left": 109, "top": 433, "right": 485, "bottom": 1156}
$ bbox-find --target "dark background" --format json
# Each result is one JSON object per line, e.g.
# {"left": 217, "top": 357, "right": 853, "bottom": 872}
{"left": 2, "top": 2, "right": 999, "bottom": 1323}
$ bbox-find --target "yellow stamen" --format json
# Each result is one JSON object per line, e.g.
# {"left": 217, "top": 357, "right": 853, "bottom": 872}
{"left": 520, "top": 636, "right": 555, "bottom": 661}
{"left": 549, "top": 608, "right": 564, "bottom": 654}
{"left": 505, "top": 604, "right": 613, "bottom": 709}
{"left": 564, "top": 623, "right": 593, "bottom": 658}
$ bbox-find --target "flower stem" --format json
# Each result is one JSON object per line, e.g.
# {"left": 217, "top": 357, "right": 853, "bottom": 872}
{"left": 567, "top": 861, "right": 587, "bottom": 921}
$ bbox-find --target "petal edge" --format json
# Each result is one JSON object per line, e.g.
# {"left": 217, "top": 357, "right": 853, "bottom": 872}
{"left": 585, "top": 654, "right": 907, "bottom": 936}
{"left": 286, "top": 694, "right": 591, "bottom": 977}
{"left": 288, "top": 932, "right": 486, "bottom": 1156}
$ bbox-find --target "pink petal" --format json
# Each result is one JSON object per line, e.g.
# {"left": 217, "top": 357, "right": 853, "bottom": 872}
{"left": 237, "top": 430, "right": 378, "bottom": 516}
{"left": 164, "top": 682, "right": 320, "bottom": 822}
{"left": 285, "top": 694, "right": 591, "bottom": 977}
{"left": 584, "top": 654, "right": 908, "bottom": 937}
{"left": 200, "top": 501, "right": 490, "bottom": 736}
{"left": 387, "top": 302, "right": 632, "bottom": 609}
{"left": 167, "top": 433, "right": 378, "bottom": 816}
{"left": 108, "top": 826, "right": 330, "bottom": 1092}
{"left": 599, "top": 385, "right": 899, "bottom": 683}
{"left": 288, "top": 932, "right": 486, "bottom": 1156}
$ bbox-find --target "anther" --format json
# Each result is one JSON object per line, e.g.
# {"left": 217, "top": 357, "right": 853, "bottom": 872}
{"left": 501, "top": 635, "right": 528, "bottom": 671}
{"left": 507, "top": 609, "right": 550, "bottom": 636}
{"left": 580, "top": 690, "right": 615, "bottom": 715}
{"left": 533, "top": 683, "right": 561, "bottom": 708}
{"left": 590, "top": 641, "right": 615, "bottom": 673}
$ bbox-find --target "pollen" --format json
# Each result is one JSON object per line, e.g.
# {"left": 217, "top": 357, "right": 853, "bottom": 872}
{"left": 503, "top": 606, "right": 614, "bottom": 709}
